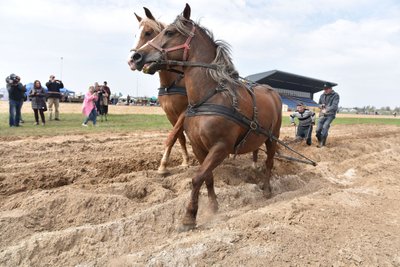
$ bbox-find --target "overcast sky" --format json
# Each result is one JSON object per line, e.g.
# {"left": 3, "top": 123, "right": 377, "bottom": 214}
{"left": 1, "top": 0, "right": 399, "bottom": 108}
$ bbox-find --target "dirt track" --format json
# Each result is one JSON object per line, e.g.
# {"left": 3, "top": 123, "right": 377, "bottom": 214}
{"left": 1, "top": 108, "right": 400, "bottom": 266}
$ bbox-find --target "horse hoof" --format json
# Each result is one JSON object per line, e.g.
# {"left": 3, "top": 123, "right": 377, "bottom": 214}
{"left": 208, "top": 201, "right": 219, "bottom": 214}
{"left": 251, "top": 163, "right": 257, "bottom": 170}
{"left": 177, "top": 223, "right": 196, "bottom": 232}
{"left": 157, "top": 168, "right": 170, "bottom": 176}
{"left": 263, "top": 188, "right": 272, "bottom": 198}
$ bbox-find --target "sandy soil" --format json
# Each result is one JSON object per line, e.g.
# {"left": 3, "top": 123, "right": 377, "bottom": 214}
{"left": 0, "top": 105, "right": 400, "bottom": 266}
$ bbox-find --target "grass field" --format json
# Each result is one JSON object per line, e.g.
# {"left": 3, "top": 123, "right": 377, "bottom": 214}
{"left": 1, "top": 111, "right": 398, "bottom": 137}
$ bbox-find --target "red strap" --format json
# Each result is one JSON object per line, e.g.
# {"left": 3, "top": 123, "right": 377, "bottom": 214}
{"left": 146, "top": 22, "right": 196, "bottom": 61}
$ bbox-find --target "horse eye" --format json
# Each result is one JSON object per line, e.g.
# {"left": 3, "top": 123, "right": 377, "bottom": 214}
{"left": 144, "top": 31, "right": 152, "bottom": 37}
{"left": 164, "top": 30, "right": 174, "bottom": 37}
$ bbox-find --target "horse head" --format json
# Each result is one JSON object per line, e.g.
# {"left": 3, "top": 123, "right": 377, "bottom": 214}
{"left": 128, "top": 7, "right": 166, "bottom": 71}
{"left": 131, "top": 4, "right": 205, "bottom": 74}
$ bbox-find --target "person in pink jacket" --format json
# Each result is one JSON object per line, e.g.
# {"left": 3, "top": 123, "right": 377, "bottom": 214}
{"left": 82, "top": 86, "right": 98, "bottom": 126}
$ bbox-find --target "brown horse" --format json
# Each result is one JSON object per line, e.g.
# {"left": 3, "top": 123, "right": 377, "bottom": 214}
{"left": 131, "top": 4, "right": 282, "bottom": 230}
{"left": 128, "top": 7, "right": 189, "bottom": 174}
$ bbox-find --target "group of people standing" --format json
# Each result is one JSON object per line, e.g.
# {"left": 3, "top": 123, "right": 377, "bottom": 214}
{"left": 6, "top": 73, "right": 112, "bottom": 128}
{"left": 290, "top": 83, "right": 340, "bottom": 148}
{"left": 6, "top": 73, "right": 64, "bottom": 127}
{"left": 81, "top": 81, "right": 111, "bottom": 126}
{"left": 7, "top": 73, "right": 338, "bottom": 146}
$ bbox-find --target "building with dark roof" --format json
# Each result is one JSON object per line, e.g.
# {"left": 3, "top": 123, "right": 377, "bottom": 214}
{"left": 246, "top": 70, "right": 337, "bottom": 110}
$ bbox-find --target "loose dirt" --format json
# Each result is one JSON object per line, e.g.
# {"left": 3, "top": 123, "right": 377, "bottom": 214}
{"left": 0, "top": 105, "right": 399, "bottom": 266}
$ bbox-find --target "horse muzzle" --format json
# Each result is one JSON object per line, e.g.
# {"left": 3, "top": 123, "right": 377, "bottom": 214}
{"left": 131, "top": 51, "right": 163, "bottom": 75}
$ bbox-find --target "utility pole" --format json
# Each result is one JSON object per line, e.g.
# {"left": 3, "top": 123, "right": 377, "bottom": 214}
{"left": 136, "top": 77, "right": 139, "bottom": 97}
{"left": 60, "top": 57, "right": 63, "bottom": 80}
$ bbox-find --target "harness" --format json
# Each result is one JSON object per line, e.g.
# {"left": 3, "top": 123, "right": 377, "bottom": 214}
{"left": 158, "top": 74, "right": 187, "bottom": 97}
{"left": 158, "top": 86, "right": 187, "bottom": 96}
{"left": 138, "top": 20, "right": 317, "bottom": 166}
{"left": 186, "top": 82, "right": 272, "bottom": 156}
{"left": 146, "top": 21, "right": 273, "bottom": 155}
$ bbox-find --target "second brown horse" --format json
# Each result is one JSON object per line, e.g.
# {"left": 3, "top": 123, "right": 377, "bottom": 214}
{"left": 128, "top": 7, "right": 189, "bottom": 174}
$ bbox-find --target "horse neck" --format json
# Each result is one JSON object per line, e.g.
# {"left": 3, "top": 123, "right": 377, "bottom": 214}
{"left": 183, "top": 40, "right": 219, "bottom": 104}
{"left": 158, "top": 70, "right": 184, "bottom": 88}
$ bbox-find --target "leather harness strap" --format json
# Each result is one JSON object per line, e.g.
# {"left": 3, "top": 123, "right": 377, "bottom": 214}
{"left": 158, "top": 86, "right": 187, "bottom": 96}
{"left": 158, "top": 74, "right": 186, "bottom": 96}
{"left": 186, "top": 83, "right": 272, "bottom": 155}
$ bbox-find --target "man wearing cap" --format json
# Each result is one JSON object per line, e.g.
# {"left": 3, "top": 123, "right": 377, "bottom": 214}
{"left": 5, "top": 73, "right": 26, "bottom": 127}
{"left": 46, "top": 75, "right": 64, "bottom": 121}
{"left": 290, "top": 103, "right": 315, "bottom": 145}
{"left": 316, "top": 83, "right": 340, "bottom": 147}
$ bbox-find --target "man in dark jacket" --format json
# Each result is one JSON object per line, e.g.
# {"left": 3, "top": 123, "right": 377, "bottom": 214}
{"left": 316, "top": 83, "right": 340, "bottom": 147}
{"left": 6, "top": 73, "right": 26, "bottom": 127}
{"left": 45, "top": 75, "right": 63, "bottom": 121}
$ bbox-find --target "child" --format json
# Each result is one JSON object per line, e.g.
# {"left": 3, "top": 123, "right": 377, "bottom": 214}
{"left": 290, "top": 103, "right": 315, "bottom": 145}
{"left": 82, "top": 86, "right": 98, "bottom": 126}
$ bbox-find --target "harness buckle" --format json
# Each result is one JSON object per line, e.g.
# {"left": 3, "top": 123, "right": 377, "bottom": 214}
{"left": 250, "top": 121, "right": 258, "bottom": 130}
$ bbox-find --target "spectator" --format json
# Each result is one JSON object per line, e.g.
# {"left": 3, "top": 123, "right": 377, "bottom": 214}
{"left": 5, "top": 73, "right": 26, "bottom": 127}
{"left": 46, "top": 75, "right": 64, "bottom": 121}
{"left": 29, "top": 80, "right": 47, "bottom": 126}
{"left": 101, "top": 81, "right": 111, "bottom": 120}
{"left": 82, "top": 86, "right": 98, "bottom": 126}
{"left": 94, "top": 82, "right": 101, "bottom": 115}
{"left": 20, "top": 91, "right": 27, "bottom": 124}
{"left": 316, "top": 83, "right": 340, "bottom": 147}
{"left": 290, "top": 103, "right": 315, "bottom": 145}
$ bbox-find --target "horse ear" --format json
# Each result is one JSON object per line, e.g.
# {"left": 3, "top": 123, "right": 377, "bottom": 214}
{"left": 183, "top": 3, "right": 191, "bottom": 20}
{"left": 134, "top": 12, "right": 142, "bottom": 22}
{"left": 143, "top": 7, "right": 155, "bottom": 20}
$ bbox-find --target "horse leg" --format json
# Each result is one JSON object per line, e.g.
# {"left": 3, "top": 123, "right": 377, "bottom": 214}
{"left": 205, "top": 172, "right": 218, "bottom": 213}
{"left": 262, "top": 138, "right": 277, "bottom": 198}
{"left": 158, "top": 146, "right": 173, "bottom": 175}
{"left": 158, "top": 113, "right": 186, "bottom": 174}
{"left": 177, "top": 132, "right": 189, "bottom": 167}
{"left": 175, "top": 113, "right": 189, "bottom": 167}
{"left": 180, "top": 145, "right": 228, "bottom": 231}
{"left": 252, "top": 149, "right": 258, "bottom": 169}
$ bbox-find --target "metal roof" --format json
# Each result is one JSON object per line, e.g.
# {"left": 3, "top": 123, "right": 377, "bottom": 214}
{"left": 246, "top": 70, "right": 337, "bottom": 94}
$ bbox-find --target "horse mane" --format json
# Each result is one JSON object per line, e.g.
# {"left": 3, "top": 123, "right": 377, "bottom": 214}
{"left": 139, "top": 17, "right": 165, "bottom": 33}
{"left": 174, "top": 15, "right": 240, "bottom": 86}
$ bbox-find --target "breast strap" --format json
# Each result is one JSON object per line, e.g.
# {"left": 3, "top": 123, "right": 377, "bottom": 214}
{"left": 158, "top": 86, "right": 187, "bottom": 96}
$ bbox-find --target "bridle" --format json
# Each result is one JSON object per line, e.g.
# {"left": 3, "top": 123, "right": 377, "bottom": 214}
{"left": 144, "top": 21, "right": 219, "bottom": 71}
{"left": 147, "top": 21, "right": 196, "bottom": 62}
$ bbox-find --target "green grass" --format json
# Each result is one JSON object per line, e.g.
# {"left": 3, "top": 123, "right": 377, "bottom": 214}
{"left": 0, "top": 113, "right": 172, "bottom": 137}
{"left": 281, "top": 116, "right": 400, "bottom": 126}
{"left": 1, "top": 112, "right": 398, "bottom": 137}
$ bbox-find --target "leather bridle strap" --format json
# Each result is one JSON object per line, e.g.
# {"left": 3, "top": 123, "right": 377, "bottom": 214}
{"left": 147, "top": 22, "right": 196, "bottom": 61}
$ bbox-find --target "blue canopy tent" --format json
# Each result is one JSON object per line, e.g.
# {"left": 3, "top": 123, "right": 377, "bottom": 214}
{"left": 25, "top": 83, "right": 75, "bottom": 100}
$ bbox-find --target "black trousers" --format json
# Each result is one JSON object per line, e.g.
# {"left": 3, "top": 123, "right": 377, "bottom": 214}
{"left": 297, "top": 125, "right": 313, "bottom": 145}
{"left": 33, "top": 109, "right": 45, "bottom": 123}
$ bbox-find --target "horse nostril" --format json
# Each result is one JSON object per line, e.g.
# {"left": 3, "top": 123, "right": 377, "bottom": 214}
{"left": 132, "top": 52, "right": 143, "bottom": 63}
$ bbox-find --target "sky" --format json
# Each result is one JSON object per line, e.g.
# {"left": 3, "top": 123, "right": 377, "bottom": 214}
{"left": 0, "top": 0, "right": 399, "bottom": 108}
